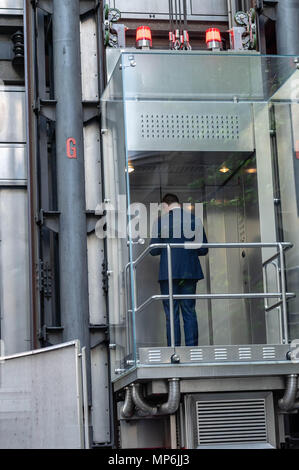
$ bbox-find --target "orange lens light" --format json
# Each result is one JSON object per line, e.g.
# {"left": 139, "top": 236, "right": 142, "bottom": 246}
{"left": 206, "top": 28, "right": 222, "bottom": 44}
{"left": 136, "top": 26, "right": 152, "bottom": 45}
{"left": 219, "top": 166, "right": 230, "bottom": 173}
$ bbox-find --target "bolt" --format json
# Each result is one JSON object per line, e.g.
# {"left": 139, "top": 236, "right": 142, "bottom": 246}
{"left": 171, "top": 354, "right": 180, "bottom": 364}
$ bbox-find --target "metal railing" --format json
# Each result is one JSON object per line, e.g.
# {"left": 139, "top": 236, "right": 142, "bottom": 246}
{"left": 125, "top": 242, "right": 295, "bottom": 348}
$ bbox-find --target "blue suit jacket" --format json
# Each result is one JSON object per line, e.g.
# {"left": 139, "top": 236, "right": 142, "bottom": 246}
{"left": 150, "top": 208, "right": 208, "bottom": 281}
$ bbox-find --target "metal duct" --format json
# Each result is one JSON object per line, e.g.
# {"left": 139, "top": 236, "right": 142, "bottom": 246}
{"left": 158, "top": 379, "right": 181, "bottom": 415}
{"left": 121, "top": 386, "right": 135, "bottom": 418}
{"left": 131, "top": 383, "right": 158, "bottom": 416}
{"left": 278, "top": 374, "right": 299, "bottom": 411}
{"left": 131, "top": 379, "right": 181, "bottom": 417}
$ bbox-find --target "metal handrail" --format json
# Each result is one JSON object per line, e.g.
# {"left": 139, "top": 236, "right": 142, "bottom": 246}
{"left": 125, "top": 242, "right": 294, "bottom": 346}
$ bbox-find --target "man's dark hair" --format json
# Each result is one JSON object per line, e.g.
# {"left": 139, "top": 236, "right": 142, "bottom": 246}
{"left": 162, "top": 193, "right": 180, "bottom": 206}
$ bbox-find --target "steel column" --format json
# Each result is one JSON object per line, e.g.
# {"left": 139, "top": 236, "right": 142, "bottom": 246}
{"left": 276, "top": 0, "right": 299, "bottom": 55}
{"left": 52, "top": 0, "right": 90, "bottom": 350}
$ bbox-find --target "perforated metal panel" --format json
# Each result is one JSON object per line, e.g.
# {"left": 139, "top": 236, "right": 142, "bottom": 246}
{"left": 138, "top": 344, "right": 290, "bottom": 365}
{"left": 126, "top": 102, "right": 254, "bottom": 152}
{"left": 139, "top": 113, "right": 240, "bottom": 142}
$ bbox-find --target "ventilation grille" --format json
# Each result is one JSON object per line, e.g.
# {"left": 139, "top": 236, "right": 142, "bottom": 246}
{"left": 140, "top": 113, "right": 240, "bottom": 141}
{"left": 190, "top": 349, "right": 203, "bottom": 361}
{"left": 196, "top": 398, "right": 267, "bottom": 446}
{"left": 262, "top": 347, "right": 276, "bottom": 359}
{"left": 148, "top": 349, "right": 162, "bottom": 363}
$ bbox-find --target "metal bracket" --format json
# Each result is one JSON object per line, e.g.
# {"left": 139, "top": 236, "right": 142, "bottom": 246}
{"left": 34, "top": 99, "right": 57, "bottom": 121}
{"left": 83, "top": 101, "right": 100, "bottom": 124}
{"left": 38, "top": 324, "right": 64, "bottom": 344}
{"left": 35, "top": 99, "right": 99, "bottom": 123}
{"left": 80, "top": 0, "right": 98, "bottom": 17}
{"left": 89, "top": 324, "right": 109, "bottom": 349}
{"left": 36, "top": 209, "right": 60, "bottom": 233}
{"left": 32, "top": 0, "right": 53, "bottom": 14}
{"left": 256, "top": 0, "right": 278, "bottom": 20}
{"left": 86, "top": 209, "right": 103, "bottom": 234}
{"left": 102, "top": 259, "right": 109, "bottom": 293}
{"left": 37, "top": 259, "right": 53, "bottom": 298}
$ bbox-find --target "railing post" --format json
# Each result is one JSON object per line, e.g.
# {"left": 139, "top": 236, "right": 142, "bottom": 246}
{"left": 167, "top": 244, "right": 175, "bottom": 348}
{"left": 279, "top": 243, "right": 289, "bottom": 344}
{"left": 132, "top": 264, "right": 138, "bottom": 361}
{"left": 273, "top": 260, "right": 283, "bottom": 344}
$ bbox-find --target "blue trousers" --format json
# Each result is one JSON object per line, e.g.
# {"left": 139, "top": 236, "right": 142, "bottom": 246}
{"left": 159, "top": 279, "right": 198, "bottom": 347}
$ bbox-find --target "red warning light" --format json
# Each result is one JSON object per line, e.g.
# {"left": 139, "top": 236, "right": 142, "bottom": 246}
{"left": 136, "top": 26, "right": 152, "bottom": 48}
{"left": 206, "top": 28, "right": 222, "bottom": 49}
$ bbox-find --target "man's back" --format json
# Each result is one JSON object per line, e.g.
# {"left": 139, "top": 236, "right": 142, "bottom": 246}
{"left": 150, "top": 208, "right": 208, "bottom": 281}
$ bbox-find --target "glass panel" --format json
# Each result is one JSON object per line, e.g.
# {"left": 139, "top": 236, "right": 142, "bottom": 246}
{"left": 119, "top": 51, "right": 298, "bottom": 103}
{"left": 101, "top": 57, "right": 136, "bottom": 380}
{"left": 274, "top": 101, "right": 299, "bottom": 340}
{"left": 128, "top": 150, "right": 269, "bottom": 350}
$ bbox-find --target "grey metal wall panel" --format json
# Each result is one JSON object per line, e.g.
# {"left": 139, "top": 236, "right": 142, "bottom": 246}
{"left": 0, "top": 145, "right": 27, "bottom": 182}
{"left": 111, "top": 0, "right": 227, "bottom": 20}
{"left": 125, "top": 101, "right": 254, "bottom": 152}
{"left": 0, "top": 188, "right": 30, "bottom": 355}
{"left": 0, "top": 0, "right": 23, "bottom": 10}
{"left": 114, "top": 0, "right": 171, "bottom": 15}
{"left": 190, "top": 0, "right": 227, "bottom": 16}
{"left": 0, "top": 91, "right": 26, "bottom": 143}
{"left": 90, "top": 345, "right": 111, "bottom": 444}
{"left": 80, "top": 15, "right": 110, "bottom": 444}
{"left": 0, "top": 342, "right": 84, "bottom": 449}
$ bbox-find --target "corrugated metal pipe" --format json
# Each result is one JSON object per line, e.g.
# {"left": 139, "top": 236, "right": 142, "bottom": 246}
{"left": 121, "top": 386, "right": 135, "bottom": 418}
{"left": 278, "top": 374, "right": 299, "bottom": 411}
{"left": 129, "top": 379, "right": 181, "bottom": 417}
{"left": 158, "top": 378, "right": 181, "bottom": 415}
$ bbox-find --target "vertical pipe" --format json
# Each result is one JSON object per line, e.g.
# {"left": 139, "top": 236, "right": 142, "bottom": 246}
{"left": 170, "top": 414, "right": 177, "bottom": 449}
{"left": 276, "top": 0, "right": 299, "bottom": 55}
{"left": 24, "top": 0, "right": 39, "bottom": 350}
{"left": 167, "top": 244, "right": 175, "bottom": 348}
{"left": 279, "top": 244, "right": 289, "bottom": 344}
{"left": 227, "top": 0, "right": 233, "bottom": 30}
{"left": 52, "top": 0, "right": 90, "bottom": 351}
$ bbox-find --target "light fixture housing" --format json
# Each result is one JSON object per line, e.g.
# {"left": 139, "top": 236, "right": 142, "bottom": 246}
{"left": 136, "top": 26, "right": 152, "bottom": 49}
{"left": 206, "top": 28, "right": 222, "bottom": 50}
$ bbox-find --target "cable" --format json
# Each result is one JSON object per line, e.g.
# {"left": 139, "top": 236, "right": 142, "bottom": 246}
{"left": 178, "top": 0, "right": 182, "bottom": 32}
{"left": 183, "top": 0, "right": 187, "bottom": 29}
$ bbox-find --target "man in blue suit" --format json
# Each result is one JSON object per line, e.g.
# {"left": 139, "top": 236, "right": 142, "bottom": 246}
{"left": 150, "top": 194, "right": 208, "bottom": 347}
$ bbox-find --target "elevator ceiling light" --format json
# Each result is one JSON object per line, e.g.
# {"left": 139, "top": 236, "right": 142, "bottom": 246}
{"left": 219, "top": 166, "right": 230, "bottom": 173}
{"left": 206, "top": 28, "right": 222, "bottom": 49}
{"left": 136, "top": 26, "right": 152, "bottom": 48}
